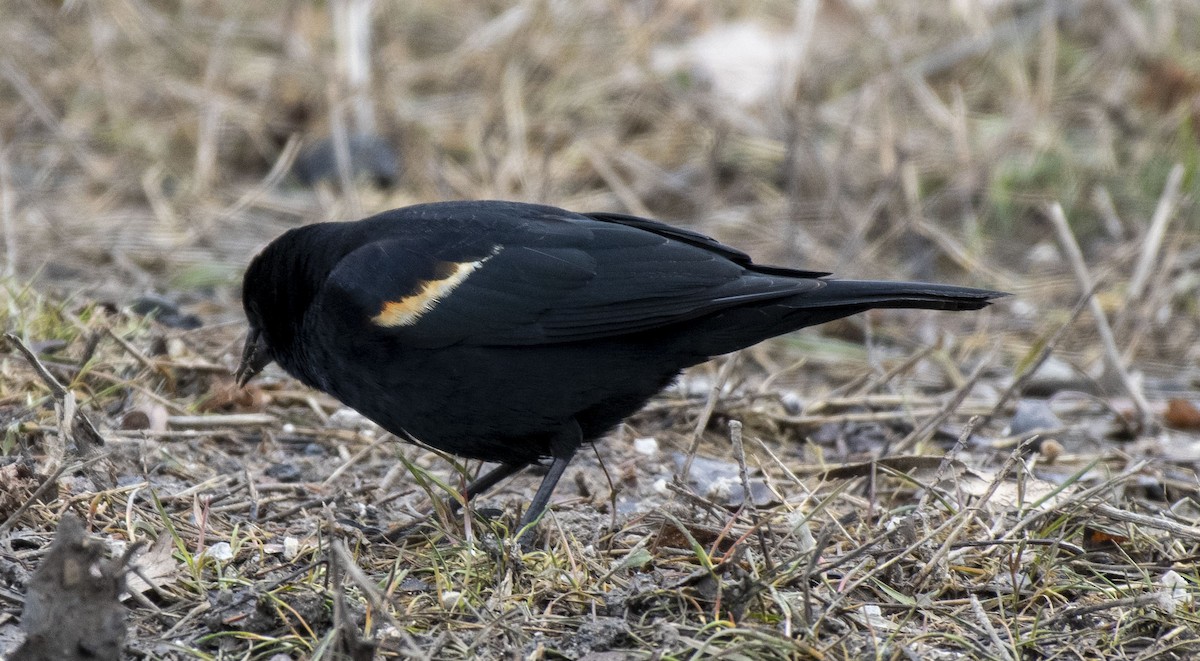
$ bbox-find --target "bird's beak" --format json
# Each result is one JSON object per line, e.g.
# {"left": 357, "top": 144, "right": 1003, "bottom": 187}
{"left": 235, "top": 328, "right": 271, "bottom": 387}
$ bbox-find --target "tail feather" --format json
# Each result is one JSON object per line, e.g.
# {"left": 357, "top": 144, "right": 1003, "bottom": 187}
{"left": 797, "top": 279, "right": 1005, "bottom": 312}
{"left": 681, "top": 279, "right": 1005, "bottom": 357}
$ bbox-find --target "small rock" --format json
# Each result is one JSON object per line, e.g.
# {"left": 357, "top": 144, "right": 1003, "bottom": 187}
{"left": 1021, "top": 356, "right": 1095, "bottom": 396}
{"left": 328, "top": 407, "right": 378, "bottom": 432}
{"left": 780, "top": 391, "right": 805, "bottom": 415}
{"left": 674, "top": 453, "right": 779, "bottom": 508}
{"left": 282, "top": 537, "right": 299, "bottom": 561}
{"left": 202, "top": 542, "right": 234, "bottom": 563}
{"left": 1007, "top": 399, "right": 1064, "bottom": 436}
{"left": 1028, "top": 241, "right": 1060, "bottom": 265}
{"left": 128, "top": 294, "right": 202, "bottom": 330}
{"left": 397, "top": 576, "right": 433, "bottom": 593}
{"left": 1161, "top": 570, "right": 1192, "bottom": 613}
{"left": 292, "top": 134, "right": 400, "bottom": 188}
{"left": 632, "top": 437, "right": 659, "bottom": 456}
{"left": 264, "top": 462, "right": 302, "bottom": 482}
{"left": 440, "top": 591, "right": 463, "bottom": 609}
{"left": 705, "top": 476, "right": 735, "bottom": 502}
{"left": 671, "top": 376, "right": 712, "bottom": 398}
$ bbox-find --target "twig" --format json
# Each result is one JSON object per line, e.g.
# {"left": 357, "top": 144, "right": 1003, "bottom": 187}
{"left": 756, "top": 354, "right": 808, "bottom": 394}
{"left": 245, "top": 468, "right": 262, "bottom": 522}
{"left": 0, "top": 456, "right": 105, "bottom": 536}
{"left": 982, "top": 284, "right": 1096, "bottom": 426}
{"left": 333, "top": 0, "right": 377, "bottom": 134}
{"left": 6, "top": 332, "right": 68, "bottom": 398}
{"left": 258, "top": 485, "right": 377, "bottom": 524}
{"left": 727, "top": 424, "right": 754, "bottom": 513}
{"left": 0, "top": 136, "right": 15, "bottom": 280}
{"left": 1043, "top": 203, "right": 1153, "bottom": 431}
{"left": 1126, "top": 163, "right": 1184, "bottom": 307}
{"left": 160, "top": 602, "right": 212, "bottom": 640}
{"left": 1042, "top": 593, "right": 1172, "bottom": 628}
{"left": 322, "top": 435, "right": 391, "bottom": 488}
{"left": 327, "top": 86, "right": 362, "bottom": 219}
{"left": 971, "top": 594, "right": 1015, "bottom": 661}
{"left": 192, "top": 19, "right": 236, "bottom": 195}
{"left": 912, "top": 435, "right": 1034, "bottom": 588}
{"left": 805, "top": 393, "right": 943, "bottom": 413}
{"left": 105, "top": 429, "right": 249, "bottom": 440}
{"left": 728, "top": 419, "right": 774, "bottom": 575}
{"left": 1116, "top": 163, "right": 1186, "bottom": 341}
{"left": 891, "top": 354, "right": 993, "bottom": 454}
{"left": 166, "top": 413, "right": 276, "bottom": 427}
{"left": 4, "top": 332, "right": 104, "bottom": 450}
{"left": 764, "top": 405, "right": 990, "bottom": 430}
{"left": 1121, "top": 235, "right": 1183, "bottom": 365}
{"left": 500, "top": 61, "right": 530, "bottom": 197}
{"left": 1091, "top": 186, "right": 1125, "bottom": 240}
{"left": 327, "top": 531, "right": 375, "bottom": 661}
{"left": 106, "top": 327, "right": 170, "bottom": 379}
{"left": 910, "top": 217, "right": 1019, "bottom": 289}
{"left": 846, "top": 344, "right": 938, "bottom": 397}
{"left": 214, "top": 135, "right": 302, "bottom": 225}
{"left": 1092, "top": 503, "right": 1200, "bottom": 542}
{"left": 69, "top": 331, "right": 103, "bottom": 385}
{"left": 142, "top": 165, "right": 183, "bottom": 231}
{"left": 331, "top": 538, "right": 426, "bottom": 657}
{"left": 23, "top": 360, "right": 189, "bottom": 415}
{"left": 917, "top": 417, "right": 977, "bottom": 512}
{"left": 678, "top": 353, "right": 741, "bottom": 484}
{"left": 905, "top": 0, "right": 1079, "bottom": 81}
{"left": 816, "top": 512, "right": 963, "bottom": 629}
{"left": 998, "top": 464, "right": 1142, "bottom": 543}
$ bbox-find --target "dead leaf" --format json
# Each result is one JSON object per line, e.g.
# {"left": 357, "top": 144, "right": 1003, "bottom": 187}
{"left": 1165, "top": 399, "right": 1200, "bottom": 430}
{"left": 124, "top": 532, "right": 179, "bottom": 597}
{"left": 198, "top": 375, "right": 268, "bottom": 413}
{"left": 120, "top": 398, "right": 169, "bottom": 432}
{"left": 954, "top": 467, "right": 1066, "bottom": 511}
{"left": 1082, "top": 526, "right": 1129, "bottom": 552}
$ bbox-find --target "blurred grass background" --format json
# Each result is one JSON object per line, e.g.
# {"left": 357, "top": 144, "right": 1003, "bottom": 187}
{"left": 3, "top": 0, "right": 1197, "bottom": 321}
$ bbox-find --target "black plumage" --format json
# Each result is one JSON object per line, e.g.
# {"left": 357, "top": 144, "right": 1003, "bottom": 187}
{"left": 237, "top": 201, "right": 1003, "bottom": 538}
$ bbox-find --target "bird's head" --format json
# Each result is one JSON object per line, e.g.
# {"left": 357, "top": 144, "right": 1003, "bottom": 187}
{"left": 236, "top": 246, "right": 287, "bottom": 387}
{"left": 236, "top": 223, "right": 358, "bottom": 387}
{"left": 235, "top": 325, "right": 271, "bottom": 388}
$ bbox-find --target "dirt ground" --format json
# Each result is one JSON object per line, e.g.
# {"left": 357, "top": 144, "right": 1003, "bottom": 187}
{"left": 3, "top": 1, "right": 1200, "bottom": 659}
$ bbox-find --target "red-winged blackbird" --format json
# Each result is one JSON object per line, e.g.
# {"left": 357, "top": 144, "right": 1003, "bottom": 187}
{"left": 237, "top": 201, "right": 1002, "bottom": 539}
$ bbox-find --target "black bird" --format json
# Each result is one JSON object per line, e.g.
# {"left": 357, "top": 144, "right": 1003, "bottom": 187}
{"left": 237, "top": 201, "right": 1002, "bottom": 539}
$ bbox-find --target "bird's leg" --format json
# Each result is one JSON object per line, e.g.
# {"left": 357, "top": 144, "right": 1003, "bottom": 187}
{"left": 455, "top": 461, "right": 530, "bottom": 509}
{"left": 373, "top": 462, "right": 528, "bottom": 542}
{"left": 516, "top": 420, "right": 582, "bottom": 547}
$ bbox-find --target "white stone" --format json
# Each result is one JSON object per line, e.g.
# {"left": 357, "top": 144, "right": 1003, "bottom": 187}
{"left": 633, "top": 437, "right": 659, "bottom": 456}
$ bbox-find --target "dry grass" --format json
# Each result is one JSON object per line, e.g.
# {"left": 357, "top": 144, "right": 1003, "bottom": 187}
{"left": 3, "top": 0, "right": 1200, "bottom": 658}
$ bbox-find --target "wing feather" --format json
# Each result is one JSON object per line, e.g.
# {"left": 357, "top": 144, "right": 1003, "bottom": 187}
{"left": 318, "top": 209, "right": 822, "bottom": 347}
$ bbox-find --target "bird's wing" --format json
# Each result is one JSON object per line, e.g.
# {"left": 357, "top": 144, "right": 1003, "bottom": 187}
{"left": 319, "top": 212, "right": 824, "bottom": 347}
{"left": 583, "top": 211, "right": 831, "bottom": 278}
